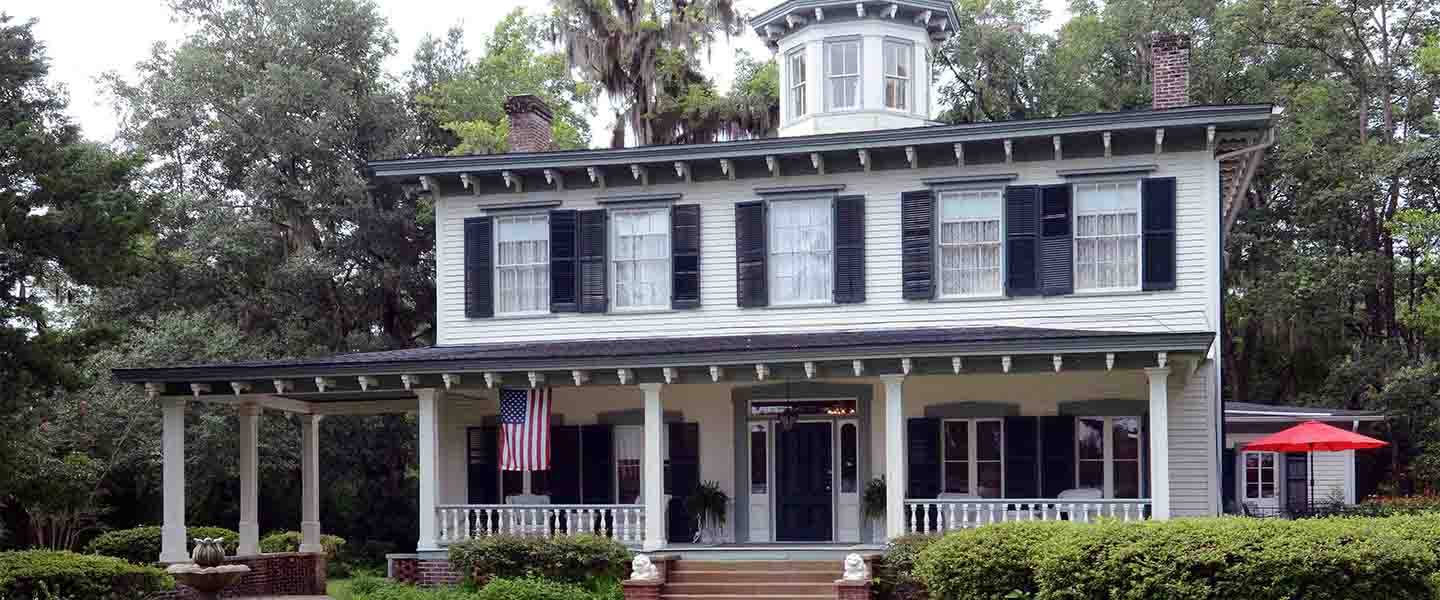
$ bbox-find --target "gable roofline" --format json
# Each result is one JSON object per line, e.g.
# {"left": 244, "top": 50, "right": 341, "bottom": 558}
{"left": 367, "top": 104, "right": 1277, "bottom": 179}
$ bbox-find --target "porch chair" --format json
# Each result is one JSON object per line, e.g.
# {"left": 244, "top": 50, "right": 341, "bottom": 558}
{"left": 504, "top": 494, "right": 552, "bottom": 536}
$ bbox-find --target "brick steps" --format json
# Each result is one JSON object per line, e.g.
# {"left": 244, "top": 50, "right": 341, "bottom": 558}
{"left": 660, "top": 560, "right": 840, "bottom": 600}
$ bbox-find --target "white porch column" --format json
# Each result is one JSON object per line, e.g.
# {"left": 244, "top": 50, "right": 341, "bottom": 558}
{"left": 160, "top": 396, "right": 188, "bottom": 563}
{"left": 237, "top": 403, "right": 261, "bottom": 555}
{"left": 640, "top": 383, "right": 665, "bottom": 551}
{"left": 416, "top": 388, "right": 441, "bottom": 551}
{"left": 1146, "top": 367, "right": 1172, "bottom": 520}
{"left": 882, "top": 375, "right": 906, "bottom": 539}
{"left": 299, "top": 413, "right": 323, "bottom": 553}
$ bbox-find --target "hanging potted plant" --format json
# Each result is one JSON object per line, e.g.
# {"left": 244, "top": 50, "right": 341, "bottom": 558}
{"left": 862, "top": 476, "right": 887, "bottom": 534}
{"left": 685, "top": 481, "right": 730, "bottom": 545}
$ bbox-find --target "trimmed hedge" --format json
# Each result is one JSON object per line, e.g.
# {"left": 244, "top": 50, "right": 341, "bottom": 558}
{"left": 447, "top": 535, "right": 630, "bottom": 585}
{"left": 475, "top": 577, "right": 591, "bottom": 600}
{"left": 83, "top": 526, "right": 238, "bottom": 565}
{"left": 258, "top": 530, "right": 346, "bottom": 560}
{"left": 909, "top": 515, "right": 1440, "bottom": 600}
{"left": 0, "top": 550, "right": 172, "bottom": 600}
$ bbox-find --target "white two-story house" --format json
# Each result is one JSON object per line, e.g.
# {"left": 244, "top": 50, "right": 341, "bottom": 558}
{"left": 115, "top": 0, "right": 1277, "bottom": 581}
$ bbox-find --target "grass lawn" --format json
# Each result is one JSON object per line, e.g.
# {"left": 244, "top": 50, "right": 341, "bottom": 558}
{"left": 327, "top": 577, "right": 355, "bottom": 600}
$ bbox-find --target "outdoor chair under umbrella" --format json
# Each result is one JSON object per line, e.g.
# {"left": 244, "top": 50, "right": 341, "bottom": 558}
{"left": 1243, "top": 420, "right": 1387, "bottom": 515}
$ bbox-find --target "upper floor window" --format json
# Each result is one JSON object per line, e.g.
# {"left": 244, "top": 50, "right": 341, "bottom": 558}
{"left": 825, "top": 39, "right": 861, "bottom": 111}
{"left": 1074, "top": 181, "right": 1141, "bottom": 292}
{"left": 494, "top": 213, "right": 549, "bottom": 315}
{"left": 883, "top": 40, "right": 913, "bottom": 111}
{"left": 610, "top": 207, "right": 670, "bottom": 310}
{"left": 943, "top": 419, "right": 1004, "bottom": 498}
{"left": 938, "top": 189, "right": 1003, "bottom": 297}
{"left": 788, "top": 50, "right": 807, "bottom": 118}
{"left": 1076, "top": 416, "right": 1143, "bottom": 499}
{"left": 768, "top": 197, "right": 833, "bottom": 304}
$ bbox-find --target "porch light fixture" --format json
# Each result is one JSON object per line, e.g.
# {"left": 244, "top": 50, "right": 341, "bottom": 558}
{"left": 777, "top": 379, "right": 800, "bottom": 431}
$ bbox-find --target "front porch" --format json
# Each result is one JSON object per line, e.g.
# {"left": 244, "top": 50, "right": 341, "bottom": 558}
{"left": 116, "top": 326, "right": 1217, "bottom": 562}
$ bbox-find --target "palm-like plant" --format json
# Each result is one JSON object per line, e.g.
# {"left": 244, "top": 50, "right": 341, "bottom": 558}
{"left": 550, "top": 0, "right": 746, "bottom": 146}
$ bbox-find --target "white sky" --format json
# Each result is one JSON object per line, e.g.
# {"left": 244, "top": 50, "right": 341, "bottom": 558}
{"left": 9, "top": 0, "right": 1069, "bottom": 147}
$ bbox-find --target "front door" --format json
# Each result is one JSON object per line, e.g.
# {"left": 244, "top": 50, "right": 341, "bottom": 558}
{"left": 1241, "top": 451, "right": 1280, "bottom": 515}
{"left": 776, "top": 421, "right": 833, "bottom": 541}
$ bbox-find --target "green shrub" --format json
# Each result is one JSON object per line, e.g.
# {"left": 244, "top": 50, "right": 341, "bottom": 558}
{"left": 83, "top": 526, "right": 238, "bottom": 565}
{"left": 474, "top": 577, "right": 589, "bottom": 600}
{"left": 909, "top": 515, "right": 1440, "bottom": 600}
{"left": 0, "top": 550, "right": 172, "bottom": 600}
{"left": 447, "top": 535, "right": 630, "bottom": 585}
{"left": 914, "top": 521, "right": 1075, "bottom": 600}
{"left": 873, "top": 534, "right": 940, "bottom": 600}
{"left": 258, "top": 531, "right": 346, "bottom": 561}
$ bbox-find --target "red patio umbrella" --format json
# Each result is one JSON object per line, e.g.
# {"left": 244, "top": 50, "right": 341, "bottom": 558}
{"left": 1243, "top": 420, "right": 1387, "bottom": 513}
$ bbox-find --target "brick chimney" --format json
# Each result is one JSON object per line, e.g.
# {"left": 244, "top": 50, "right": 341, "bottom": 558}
{"left": 504, "top": 95, "right": 554, "bottom": 152}
{"left": 1150, "top": 33, "right": 1191, "bottom": 110}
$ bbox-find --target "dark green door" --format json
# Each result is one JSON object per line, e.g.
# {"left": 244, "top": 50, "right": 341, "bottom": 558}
{"left": 776, "top": 422, "right": 833, "bottom": 542}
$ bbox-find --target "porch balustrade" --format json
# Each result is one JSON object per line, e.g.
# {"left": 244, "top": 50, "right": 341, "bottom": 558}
{"left": 434, "top": 504, "right": 645, "bottom": 546}
{"left": 903, "top": 498, "right": 1151, "bottom": 534}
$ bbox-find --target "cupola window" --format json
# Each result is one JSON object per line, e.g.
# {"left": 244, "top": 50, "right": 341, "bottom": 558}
{"left": 884, "top": 40, "right": 914, "bottom": 111}
{"left": 825, "top": 39, "right": 861, "bottom": 111}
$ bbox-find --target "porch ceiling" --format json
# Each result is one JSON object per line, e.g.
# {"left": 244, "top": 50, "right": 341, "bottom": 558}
{"left": 114, "top": 326, "right": 1211, "bottom": 407}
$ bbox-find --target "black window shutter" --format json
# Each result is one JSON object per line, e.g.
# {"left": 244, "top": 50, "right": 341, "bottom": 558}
{"left": 1142, "top": 177, "right": 1178, "bottom": 290}
{"left": 466, "top": 426, "right": 499, "bottom": 504}
{"left": 463, "top": 217, "right": 494, "bottom": 318}
{"left": 1003, "top": 416, "right": 1040, "bottom": 498}
{"left": 1040, "top": 416, "right": 1076, "bottom": 498}
{"left": 549, "top": 426, "right": 582, "bottom": 503}
{"left": 735, "top": 201, "right": 768, "bottom": 307}
{"left": 906, "top": 417, "right": 941, "bottom": 499}
{"left": 900, "top": 190, "right": 934, "bottom": 300}
{"left": 667, "top": 423, "right": 701, "bottom": 542}
{"left": 1005, "top": 186, "right": 1040, "bottom": 296}
{"left": 580, "top": 425, "right": 615, "bottom": 504}
{"left": 834, "top": 195, "right": 866, "bottom": 304}
{"left": 577, "top": 209, "right": 608, "bottom": 312}
{"left": 1039, "top": 185, "right": 1074, "bottom": 296}
{"left": 550, "top": 210, "right": 579, "bottom": 312}
{"left": 671, "top": 204, "right": 702, "bottom": 309}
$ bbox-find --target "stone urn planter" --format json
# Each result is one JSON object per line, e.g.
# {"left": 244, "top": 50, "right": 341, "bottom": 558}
{"left": 165, "top": 538, "right": 250, "bottom": 600}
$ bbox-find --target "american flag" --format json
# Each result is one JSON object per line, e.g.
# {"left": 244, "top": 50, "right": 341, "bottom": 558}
{"left": 500, "top": 388, "right": 551, "bottom": 471}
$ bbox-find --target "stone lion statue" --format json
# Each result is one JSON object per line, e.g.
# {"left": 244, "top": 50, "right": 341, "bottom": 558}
{"left": 631, "top": 554, "right": 659, "bottom": 581}
{"left": 841, "top": 553, "right": 869, "bottom": 581}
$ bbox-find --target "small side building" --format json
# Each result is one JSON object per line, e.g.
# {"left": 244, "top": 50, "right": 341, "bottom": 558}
{"left": 1222, "top": 402, "right": 1386, "bottom": 515}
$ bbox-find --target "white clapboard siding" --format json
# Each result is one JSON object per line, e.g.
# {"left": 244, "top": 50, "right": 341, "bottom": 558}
{"left": 434, "top": 151, "right": 1219, "bottom": 345}
{"left": 1170, "top": 364, "right": 1219, "bottom": 517}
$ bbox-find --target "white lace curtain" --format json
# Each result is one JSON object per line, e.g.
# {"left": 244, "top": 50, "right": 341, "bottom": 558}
{"left": 611, "top": 208, "right": 670, "bottom": 309}
{"left": 939, "top": 190, "right": 1003, "bottom": 296}
{"left": 1074, "top": 182, "right": 1141, "bottom": 291}
{"left": 769, "top": 198, "right": 833, "bottom": 304}
{"left": 495, "top": 214, "right": 550, "bottom": 314}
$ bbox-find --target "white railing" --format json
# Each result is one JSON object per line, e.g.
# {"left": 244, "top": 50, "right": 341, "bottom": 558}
{"left": 435, "top": 504, "right": 646, "bottom": 546}
{"left": 903, "top": 498, "right": 1151, "bottom": 535}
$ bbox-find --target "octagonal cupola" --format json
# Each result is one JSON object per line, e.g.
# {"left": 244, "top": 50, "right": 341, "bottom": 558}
{"left": 751, "top": 0, "right": 959, "bottom": 137}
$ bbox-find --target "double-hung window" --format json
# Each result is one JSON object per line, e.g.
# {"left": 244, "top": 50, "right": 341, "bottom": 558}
{"left": 1076, "top": 416, "right": 1144, "bottom": 499}
{"left": 494, "top": 213, "right": 550, "bottom": 315}
{"left": 610, "top": 207, "right": 670, "bottom": 310}
{"left": 825, "top": 39, "right": 860, "bottom": 111}
{"left": 938, "top": 189, "right": 1004, "bottom": 297}
{"left": 883, "top": 40, "right": 913, "bottom": 111}
{"left": 788, "top": 50, "right": 808, "bottom": 118}
{"left": 1074, "top": 181, "right": 1142, "bottom": 291}
{"left": 942, "top": 419, "right": 1004, "bottom": 498}
{"left": 768, "top": 198, "right": 833, "bottom": 304}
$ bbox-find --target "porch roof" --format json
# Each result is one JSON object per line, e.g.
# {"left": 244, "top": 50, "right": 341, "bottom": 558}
{"left": 1223, "top": 402, "right": 1385, "bottom": 423}
{"left": 115, "top": 326, "right": 1211, "bottom": 401}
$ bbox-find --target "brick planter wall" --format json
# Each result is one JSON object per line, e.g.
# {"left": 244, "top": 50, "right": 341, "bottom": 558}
{"left": 154, "top": 552, "right": 325, "bottom": 598}
{"left": 388, "top": 557, "right": 462, "bottom": 586}
{"left": 836, "top": 579, "right": 872, "bottom": 600}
